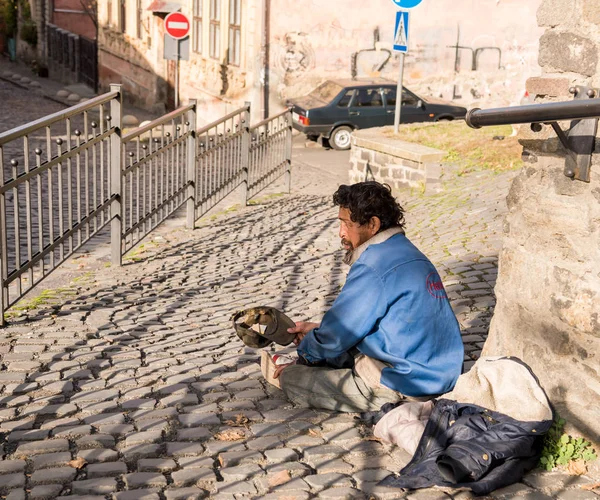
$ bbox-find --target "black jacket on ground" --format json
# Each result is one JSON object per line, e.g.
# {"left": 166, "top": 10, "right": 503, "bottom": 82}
{"left": 378, "top": 398, "right": 553, "bottom": 496}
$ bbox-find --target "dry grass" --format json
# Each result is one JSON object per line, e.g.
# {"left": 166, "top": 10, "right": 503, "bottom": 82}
{"left": 385, "top": 121, "right": 523, "bottom": 175}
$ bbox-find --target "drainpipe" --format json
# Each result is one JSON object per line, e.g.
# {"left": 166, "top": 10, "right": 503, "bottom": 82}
{"left": 261, "top": 0, "right": 270, "bottom": 119}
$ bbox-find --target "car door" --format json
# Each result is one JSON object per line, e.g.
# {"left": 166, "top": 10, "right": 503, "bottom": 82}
{"left": 383, "top": 87, "right": 429, "bottom": 124}
{"left": 326, "top": 89, "right": 355, "bottom": 125}
{"left": 346, "top": 87, "right": 387, "bottom": 129}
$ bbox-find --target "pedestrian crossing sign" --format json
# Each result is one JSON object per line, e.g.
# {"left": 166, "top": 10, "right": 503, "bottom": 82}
{"left": 393, "top": 10, "right": 410, "bottom": 53}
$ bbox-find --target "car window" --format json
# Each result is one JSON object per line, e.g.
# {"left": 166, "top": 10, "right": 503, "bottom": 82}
{"left": 308, "top": 81, "right": 345, "bottom": 102}
{"left": 353, "top": 88, "right": 384, "bottom": 107}
{"left": 383, "top": 88, "right": 418, "bottom": 107}
{"left": 337, "top": 90, "right": 354, "bottom": 108}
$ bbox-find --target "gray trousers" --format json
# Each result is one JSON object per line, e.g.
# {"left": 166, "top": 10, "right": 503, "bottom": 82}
{"left": 279, "top": 364, "right": 405, "bottom": 413}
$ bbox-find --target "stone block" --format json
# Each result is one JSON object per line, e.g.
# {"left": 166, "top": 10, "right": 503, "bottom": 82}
{"left": 72, "top": 478, "right": 118, "bottom": 495}
{"left": 0, "top": 473, "right": 25, "bottom": 493}
{"left": 123, "top": 472, "right": 167, "bottom": 489}
{"left": 30, "top": 484, "right": 63, "bottom": 499}
{"left": 15, "top": 439, "right": 69, "bottom": 457}
{"left": 77, "top": 434, "right": 116, "bottom": 449}
{"left": 539, "top": 31, "right": 598, "bottom": 76}
{"left": 218, "top": 450, "right": 263, "bottom": 467}
{"left": 78, "top": 449, "right": 119, "bottom": 463}
{"left": 0, "top": 461, "right": 26, "bottom": 475}
{"left": 537, "top": 0, "right": 576, "bottom": 27}
{"left": 164, "top": 488, "right": 206, "bottom": 500}
{"left": 121, "top": 444, "right": 162, "bottom": 460}
{"left": 402, "top": 158, "right": 419, "bottom": 169}
{"left": 30, "top": 467, "right": 77, "bottom": 485}
{"left": 526, "top": 77, "right": 570, "bottom": 98}
{"left": 166, "top": 442, "right": 204, "bottom": 457}
{"left": 113, "top": 492, "right": 161, "bottom": 500}
{"left": 583, "top": 0, "right": 600, "bottom": 24}
{"left": 177, "top": 427, "right": 211, "bottom": 442}
{"left": 32, "top": 452, "right": 72, "bottom": 469}
{"left": 5, "top": 490, "right": 26, "bottom": 500}
{"left": 171, "top": 468, "right": 216, "bottom": 487}
{"left": 138, "top": 459, "right": 177, "bottom": 472}
{"left": 124, "top": 431, "right": 163, "bottom": 447}
{"left": 177, "top": 457, "right": 214, "bottom": 469}
{"left": 304, "top": 472, "right": 352, "bottom": 491}
{"left": 87, "top": 462, "right": 127, "bottom": 478}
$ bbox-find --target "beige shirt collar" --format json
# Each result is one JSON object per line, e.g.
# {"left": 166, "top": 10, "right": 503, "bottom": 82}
{"left": 344, "top": 227, "right": 405, "bottom": 266}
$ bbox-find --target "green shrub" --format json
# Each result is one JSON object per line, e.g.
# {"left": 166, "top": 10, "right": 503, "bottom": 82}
{"left": 0, "top": 0, "right": 17, "bottom": 37}
{"left": 19, "top": 21, "right": 36, "bottom": 46}
{"left": 539, "top": 416, "right": 597, "bottom": 471}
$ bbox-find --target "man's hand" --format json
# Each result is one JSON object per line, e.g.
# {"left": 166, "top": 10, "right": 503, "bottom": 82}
{"left": 273, "top": 359, "right": 297, "bottom": 379}
{"left": 287, "top": 321, "right": 320, "bottom": 346}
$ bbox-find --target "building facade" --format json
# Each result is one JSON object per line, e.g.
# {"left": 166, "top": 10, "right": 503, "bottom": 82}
{"left": 98, "top": 0, "right": 544, "bottom": 124}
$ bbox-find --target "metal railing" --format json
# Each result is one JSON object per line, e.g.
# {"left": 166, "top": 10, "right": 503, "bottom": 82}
{"left": 249, "top": 109, "right": 293, "bottom": 198}
{"left": 0, "top": 88, "right": 119, "bottom": 319}
{"left": 121, "top": 102, "right": 196, "bottom": 258}
{"left": 0, "top": 87, "right": 292, "bottom": 323}
{"left": 195, "top": 105, "right": 249, "bottom": 220}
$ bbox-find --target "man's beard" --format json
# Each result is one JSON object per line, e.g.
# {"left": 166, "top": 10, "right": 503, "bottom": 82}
{"left": 341, "top": 239, "right": 354, "bottom": 265}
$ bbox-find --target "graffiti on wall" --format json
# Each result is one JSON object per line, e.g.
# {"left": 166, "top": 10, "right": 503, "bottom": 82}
{"left": 350, "top": 28, "right": 392, "bottom": 79}
{"left": 272, "top": 31, "right": 316, "bottom": 85}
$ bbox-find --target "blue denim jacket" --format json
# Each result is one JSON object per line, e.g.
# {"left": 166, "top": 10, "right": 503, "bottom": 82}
{"left": 297, "top": 231, "right": 464, "bottom": 397}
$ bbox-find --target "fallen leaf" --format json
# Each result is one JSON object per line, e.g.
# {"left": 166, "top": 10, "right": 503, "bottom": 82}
{"left": 268, "top": 470, "right": 291, "bottom": 488}
{"left": 567, "top": 459, "right": 587, "bottom": 476}
{"left": 581, "top": 482, "right": 600, "bottom": 491}
{"left": 307, "top": 428, "right": 321, "bottom": 438}
{"left": 224, "top": 414, "right": 250, "bottom": 428}
{"left": 214, "top": 429, "right": 246, "bottom": 441}
{"left": 68, "top": 457, "right": 87, "bottom": 469}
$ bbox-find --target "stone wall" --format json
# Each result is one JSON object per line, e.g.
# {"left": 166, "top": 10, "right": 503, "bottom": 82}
{"left": 349, "top": 128, "right": 445, "bottom": 194}
{"left": 483, "top": 0, "right": 600, "bottom": 444}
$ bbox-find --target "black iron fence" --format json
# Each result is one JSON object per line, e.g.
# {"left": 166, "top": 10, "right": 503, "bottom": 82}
{"left": 46, "top": 24, "right": 98, "bottom": 91}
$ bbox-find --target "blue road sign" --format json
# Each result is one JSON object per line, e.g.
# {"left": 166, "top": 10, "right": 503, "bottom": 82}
{"left": 390, "top": 0, "right": 422, "bottom": 8}
{"left": 393, "top": 11, "right": 410, "bottom": 53}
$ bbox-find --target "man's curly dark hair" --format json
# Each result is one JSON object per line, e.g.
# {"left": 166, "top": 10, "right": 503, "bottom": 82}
{"left": 333, "top": 182, "right": 405, "bottom": 231}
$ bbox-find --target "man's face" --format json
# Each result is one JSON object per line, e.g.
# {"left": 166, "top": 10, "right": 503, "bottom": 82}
{"left": 338, "top": 207, "right": 375, "bottom": 253}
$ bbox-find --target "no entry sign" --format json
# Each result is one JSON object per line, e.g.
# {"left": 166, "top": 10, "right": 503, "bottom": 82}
{"left": 164, "top": 12, "right": 190, "bottom": 40}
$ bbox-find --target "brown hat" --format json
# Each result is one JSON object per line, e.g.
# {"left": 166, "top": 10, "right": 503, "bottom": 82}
{"left": 232, "top": 306, "right": 296, "bottom": 348}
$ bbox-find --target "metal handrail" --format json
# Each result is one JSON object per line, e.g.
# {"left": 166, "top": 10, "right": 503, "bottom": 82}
{"left": 466, "top": 98, "right": 600, "bottom": 129}
{"left": 196, "top": 105, "right": 250, "bottom": 136}
{"left": 122, "top": 104, "right": 195, "bottom": 141}
{"left": 0, "top": 91, "right": 119, "bottom": 145}
{"left": 250, "top": 107, "right": 291, "bottom": 131}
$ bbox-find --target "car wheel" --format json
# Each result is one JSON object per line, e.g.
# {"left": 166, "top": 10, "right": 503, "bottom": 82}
{"left": 436, "top": 116, "right": 453, "bottom": 122}
{"left": 330, "top": 126, "right": 353, "bottom": 151}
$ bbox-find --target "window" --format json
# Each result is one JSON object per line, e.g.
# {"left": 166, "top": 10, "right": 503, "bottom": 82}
{"left": 193, "top": 0, "right": 203, "bottom": 53}
{"left": 308, "top": 81, "right": 344, "bottom": 102}
{"left": 337, "top": 90, "right": 354, "bottom": 108}
{"left": 228, "top": 0, "right": 241, "bottom": 65}
{"left": 120, "top": 0, "right": 126, "bottom": 33}
{"left": 136, "top": 0, "right": 142, "bottom": 39}
{"left": 384, "top": 88, "right": 418, "bottom": 107}
{"left": 209, "top": 0, "right": 220, "bottom": 59}
{"left": 107, "top": 0, "right": 113, "bottom": 26}
{"left": 354, "top": 88, "right": 383, "bottom": 107}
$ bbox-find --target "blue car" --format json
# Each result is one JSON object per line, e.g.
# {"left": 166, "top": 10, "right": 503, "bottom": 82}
{"left": 288, "top": 78, "right": 467, "bottom": 150}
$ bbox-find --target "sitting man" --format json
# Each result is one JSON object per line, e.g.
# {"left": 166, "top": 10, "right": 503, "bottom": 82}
{"left": 274, "top": 181, "right": 464, "bottom": 412}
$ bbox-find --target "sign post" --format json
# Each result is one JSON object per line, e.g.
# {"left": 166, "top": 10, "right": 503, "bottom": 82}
{"left": 164, "top": 12, "right": 191, "bottom": 109}
{"left": 390, "top": 0, "right": 423, "bottom": 134}
{"left": 392, "top": 10, "right": 409, "bottom": 134}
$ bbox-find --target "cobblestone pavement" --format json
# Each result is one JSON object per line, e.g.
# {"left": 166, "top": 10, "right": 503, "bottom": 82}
{"left": 0, "top": 70, "right": 598, "bottom": 499}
